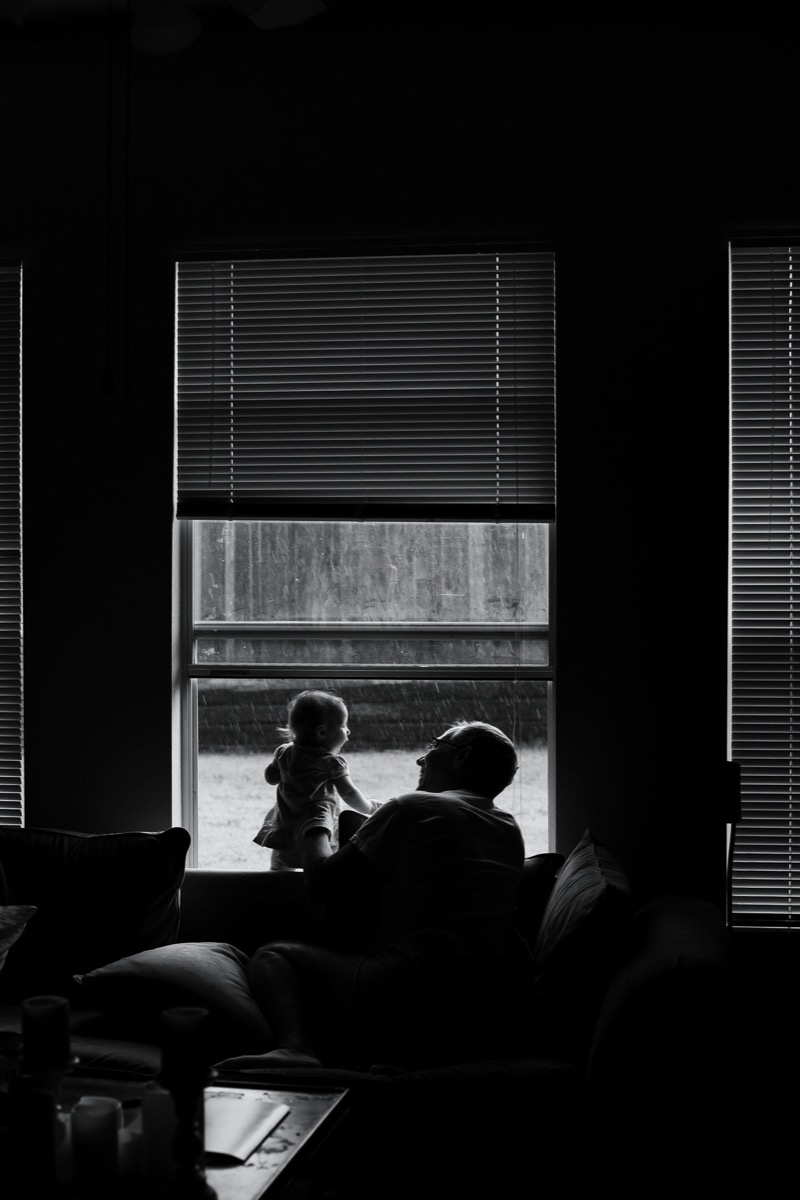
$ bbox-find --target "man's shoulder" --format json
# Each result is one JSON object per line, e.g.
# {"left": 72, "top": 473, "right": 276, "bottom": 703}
{"left": 394, "top": 790, "right": 522, "bottom": 834}
{"left": 393, "top": 789, "right": 444, "bottom": 804}
{"left": 391, "top": 789, "right": 488, "bottom": 814}
{"left": 389, "top": 789, "right": 459, "bottom": 811}
{"left": 393, "top": 788, "right": 486, "bottom": 804}
{"left": 354, "top": 792, "right": 435, "bottom": 828}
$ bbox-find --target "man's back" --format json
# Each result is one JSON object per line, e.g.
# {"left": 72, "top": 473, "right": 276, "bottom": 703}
{"left": 351, "top": 788, "right": 525, "bottom": 964}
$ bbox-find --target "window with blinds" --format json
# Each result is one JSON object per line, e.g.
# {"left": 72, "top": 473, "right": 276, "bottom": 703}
{"left": 729, "top": 243, "right": 799, "bottom": 927}
{"left": 175, "top": 246, "right": 556, "bottom": 868}
{"left": 0, "top": 262, "right": 22, "bottom": 828}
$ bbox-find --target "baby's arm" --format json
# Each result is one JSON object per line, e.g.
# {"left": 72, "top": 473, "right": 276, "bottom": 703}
{"left": 334, "top": 773, "right": 380, "bottom": 815}
{"left": 265, "top": 759, "right": 281, "bottom": 785}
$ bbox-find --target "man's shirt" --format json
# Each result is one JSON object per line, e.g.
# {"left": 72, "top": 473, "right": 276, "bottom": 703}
{"left": 349, "top": 788, "right": 525, "bottom": 964}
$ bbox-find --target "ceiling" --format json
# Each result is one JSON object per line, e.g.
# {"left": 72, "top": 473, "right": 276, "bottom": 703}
{"left": 0, "top": 1, "right": 393, "bottom": 28}
{"left": 0, "top": 1, "right": 412, "bottom": 48}
{"left": 1, "top": 1, "right": 440, "bottom": 19}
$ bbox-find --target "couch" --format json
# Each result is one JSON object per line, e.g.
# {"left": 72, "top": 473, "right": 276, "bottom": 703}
{"left": 0, "top": 824, "right": 738, "bottom": 1196}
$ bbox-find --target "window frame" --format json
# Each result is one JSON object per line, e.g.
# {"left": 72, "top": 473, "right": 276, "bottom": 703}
{"left": 178, "top": 518, "right": 556, "bottom": 866}
{"left": 175, "top": 239, "right": 557, "bottom": 866}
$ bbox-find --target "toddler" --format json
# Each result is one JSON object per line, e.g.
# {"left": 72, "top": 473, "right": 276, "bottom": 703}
{"left": 253, "top": 689, "right": 377, "bottom": 871}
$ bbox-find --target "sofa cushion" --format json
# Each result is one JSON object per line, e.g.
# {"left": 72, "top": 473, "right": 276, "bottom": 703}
{"left": 584, "top": 893, "right": 736, "bottom": 1104}
{"left": 178, "top": 867, "right": 318, "bottom": 955}
{"left": 0, "top": 906, "right": 36, "bottom": 974}
{"left": 72, "top": 941, "right": 274, "bottom": 1063}
{"left": 0, "top": 827, "right": 191, "bottom": 1002}
{"left": 528, "top": 828, "right": 635, "bottom": 1060}
{"left": 513, "top": 852, "right": 565, "bottom": 951}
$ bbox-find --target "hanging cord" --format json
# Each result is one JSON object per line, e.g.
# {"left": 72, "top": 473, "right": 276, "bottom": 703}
{"left": 511, "top": 253, "right": 523, "bottom": 815}
{"left": 724, "top": 760, "right": 742, "bottom": 928}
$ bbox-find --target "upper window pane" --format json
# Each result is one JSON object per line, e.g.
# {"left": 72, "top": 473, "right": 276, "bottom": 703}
{"left": 195, "top": 520, "right": 548, "bottom": 626}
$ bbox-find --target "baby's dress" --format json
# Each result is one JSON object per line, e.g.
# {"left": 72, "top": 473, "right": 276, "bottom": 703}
{"left": 253, "top": 741, "right": 349, "bottom": 866}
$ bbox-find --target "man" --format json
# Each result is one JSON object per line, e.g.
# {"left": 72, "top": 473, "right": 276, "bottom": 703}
{"left": 217, "top": 720, "right": 529, "bottom": 1072}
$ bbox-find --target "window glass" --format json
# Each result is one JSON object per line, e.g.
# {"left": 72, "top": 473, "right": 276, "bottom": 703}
{"left": 195, "top": 521, "right": 548, "bottom": 626}
{"left": 190, "top": 519, "right": 550, "bottom": 866}
{"left": 197, "top": 677, "right": 549, "bottom": 869}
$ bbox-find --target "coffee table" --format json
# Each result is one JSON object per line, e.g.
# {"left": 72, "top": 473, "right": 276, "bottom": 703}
{"left": 53, "top": 1073, "right": 351, "bottom": 1199}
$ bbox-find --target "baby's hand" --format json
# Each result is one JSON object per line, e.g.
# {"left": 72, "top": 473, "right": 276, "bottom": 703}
{"left": 369, "top": 800, "right": 384, "bottom": 814}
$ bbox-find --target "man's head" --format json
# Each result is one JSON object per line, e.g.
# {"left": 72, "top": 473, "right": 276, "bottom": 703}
{"left": 415, "top": 720, "right": 518, "bottom": 798}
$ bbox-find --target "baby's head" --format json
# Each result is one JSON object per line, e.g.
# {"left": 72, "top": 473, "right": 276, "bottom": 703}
{"left": 279, "top": 690, "right": 350, "bottom": 753}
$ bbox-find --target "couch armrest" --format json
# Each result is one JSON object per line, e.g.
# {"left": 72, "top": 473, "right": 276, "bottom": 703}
{"left": 585, "top": 893, "right": 737, "bottom": 1108}
{"left": 178, "top": 868, "right": 318, "bottom": 954}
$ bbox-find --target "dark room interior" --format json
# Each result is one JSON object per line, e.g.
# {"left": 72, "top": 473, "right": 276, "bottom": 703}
{"left": 1, "top": 3, "right": 798, "bottom": 1194}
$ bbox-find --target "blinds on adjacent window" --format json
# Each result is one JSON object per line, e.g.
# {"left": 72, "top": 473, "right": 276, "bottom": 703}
{"left": 0, "top": 262, "right": 22, "bottom": 828}
{"left": 729, "top": 243, "right": 799, "bottom": 926}
{"left": 175, "top": 250, "right": 555, "bottom": 521}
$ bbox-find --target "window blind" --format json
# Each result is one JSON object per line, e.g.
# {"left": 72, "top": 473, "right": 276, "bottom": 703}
{"left": 175, "top": 250, "right": 555, "bottom": 521}
{"left": 0, "top": 262, "right": 22, "bottom": 828}
{"left": 729, "top": 243, "right": 799, "bottom": 926}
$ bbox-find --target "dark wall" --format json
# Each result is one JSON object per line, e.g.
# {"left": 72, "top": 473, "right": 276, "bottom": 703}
{"left": 3, "top": 10, "right": 796, "bottom": 906}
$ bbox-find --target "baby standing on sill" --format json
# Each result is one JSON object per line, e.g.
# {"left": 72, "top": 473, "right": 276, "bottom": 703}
{"left": 253, "top": 689, "right": 379, "bottom": 871}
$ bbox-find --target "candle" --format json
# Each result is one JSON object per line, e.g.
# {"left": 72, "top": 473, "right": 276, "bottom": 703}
{"left": 141, "top": 1081, "right": 177, "bottom": 1180}
{"left": 21, "top": 995, "right": 71, "bottom": 1068}
{"left": 0, "top": 1030, "right": 22, "bottom": 1091}
{"left": 71, "top": 1095, "right": 121, "bottom": 1193}
{"left": 160, "top": 1006, "right": 212, "bottom": 1086}
{"left": 118, "top": 1126, "right": 142, "bottom": 1177}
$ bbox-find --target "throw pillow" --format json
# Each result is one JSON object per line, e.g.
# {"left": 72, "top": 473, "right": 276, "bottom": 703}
{"left": 0, "top": 826, "right": 191, "bottom": 1002}
{"left": 0, "top": 905, "right": 37, "bottom": 973}
{"left": 528, "top": 828, "right": 635, "bottom": 1061}
{"left": 512, "top": 852, "right": 565, "bottom": 952}
{"left": 72, "top": 942, "right": 274, "bottom": 1062}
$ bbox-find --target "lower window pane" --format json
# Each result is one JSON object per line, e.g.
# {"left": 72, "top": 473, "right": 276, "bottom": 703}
{"left": 197, "top": 677, "right": 549, "bottom": 868}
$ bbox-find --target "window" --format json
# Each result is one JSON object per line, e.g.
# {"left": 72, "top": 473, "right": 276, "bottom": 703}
{"left": 176, "top": 246, "right": 556, "bottom": 867}
{"left": 0, "top": 261, "right": 23, "bottom": 828}
{"left": 729, "top": 243, "right": 799, "bottom": 926}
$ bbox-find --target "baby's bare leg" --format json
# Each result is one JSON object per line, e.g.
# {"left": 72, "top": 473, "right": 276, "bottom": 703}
{"left": 270, "top": 848, "right": 298, "bottom": 872}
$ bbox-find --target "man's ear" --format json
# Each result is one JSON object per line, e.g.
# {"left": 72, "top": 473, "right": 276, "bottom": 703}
{"left": 452, "top": 743, "right": 472, "bottom": 770}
